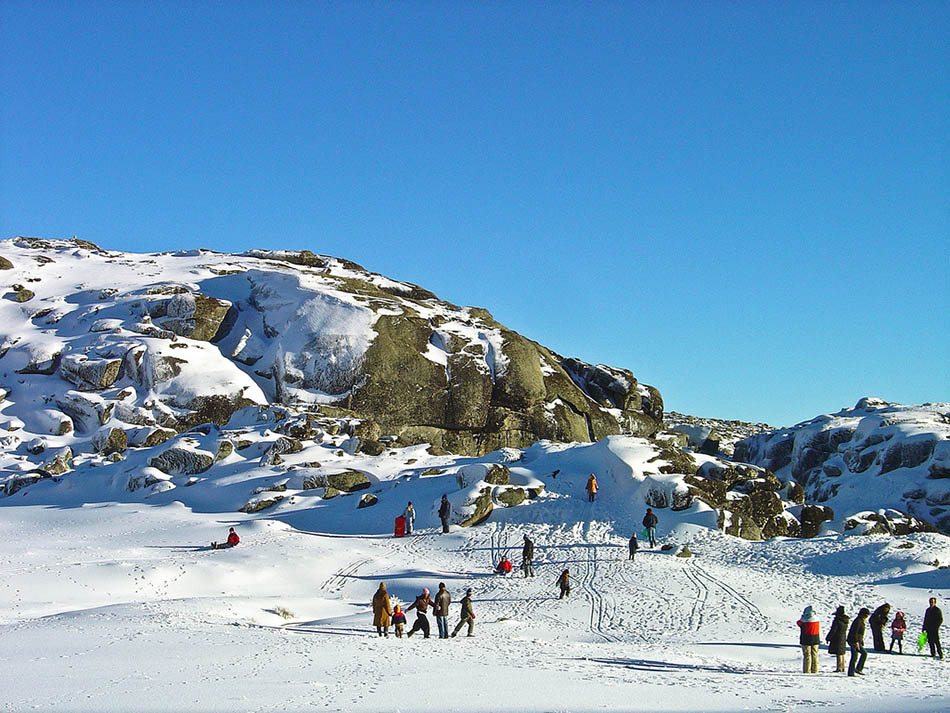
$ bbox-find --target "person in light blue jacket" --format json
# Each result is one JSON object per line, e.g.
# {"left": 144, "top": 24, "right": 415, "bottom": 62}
{"left": 403, "top": 501, "right": 415, "bottom": 535}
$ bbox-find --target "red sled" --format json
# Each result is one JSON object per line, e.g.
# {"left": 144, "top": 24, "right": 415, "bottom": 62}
{"left": 394, "top": 516, "right": 406, "bottom": 538}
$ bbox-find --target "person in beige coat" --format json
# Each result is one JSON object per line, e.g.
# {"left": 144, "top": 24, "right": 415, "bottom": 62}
{"left": 372, "top": 583, "right": 393, "bottom": 637}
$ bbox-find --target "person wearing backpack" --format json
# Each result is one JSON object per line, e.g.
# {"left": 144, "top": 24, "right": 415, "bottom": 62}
{"left": 452, "top": 588, "right": 475, "bottom": 637}
{"left": 826, "top": 605, "right": 849, "bottom": 673}
{"left": 556, "top": 569, "right": 571, "bottom": 599}
{"left": 797, "top": 605, "right": 820, "bottom": 673}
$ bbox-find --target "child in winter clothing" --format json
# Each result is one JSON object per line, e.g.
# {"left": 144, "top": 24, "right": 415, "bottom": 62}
{"left": 496, "top": 556, "right": 513, "bottom": 575}
{"left": 392, "top": 605, "right": 407, "bottom": 638}
{"left": 797, "top": 605, "right": 821, "bottom": 673}
{"left": 628, "top": 533, "right": 638, "bottom": 561}
{"left": 890, "top": 611, "right": 907, "bottom": 654}
{"left": 556, "top": 569, "right": 570, "bottom": 599}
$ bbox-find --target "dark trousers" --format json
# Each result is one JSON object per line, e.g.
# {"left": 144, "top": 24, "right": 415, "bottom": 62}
{"left": 408, "top": 614, "right": 430, "bottom": 638}
{"left": 848, "top": 644, "right": 866, "bottom": 675}
{"left": 628, "top": 546, "right": 636, "bottom": 561}
{"left": 440, "top": 516, "right": 449, "bottom": 533}
{"left": 522, "top": 559, "right": 534, "bottom": 577}
{"left": 926, "top": 629, "right": 943, "bottom": 658}
{"left": 871, "top": 624, "right": 886, "bottom": 652}
{"left": 559, "top": 585, "right": 570, "bottom": 599}
{"left": 588, "top": 492, "right": 595, "bottom": 502}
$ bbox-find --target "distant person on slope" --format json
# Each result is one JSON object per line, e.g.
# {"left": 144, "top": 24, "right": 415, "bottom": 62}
{"left": 847, "top": 608, "right": 870, "bottom": 676}
{"left": 392, "top": 604, "right": 407, "bottom": 638}
{"left": 372, "top": 583, "right": 393, "bottom": 637}
{"left": 556, "top": 569, "right": 571, "bottom": 600}
{"left": 496, "top": 555, "right": 513, "bottom": 576}
{"left": 797, "top": 605, "right": 821, "bottom": 673}
{"left": 586, "top": 473, "right": 598, "bottom": 503}
{"left": 404, "top": 502, "right": 416, "bottom": 535}
{"left": 406, "top": 588, "right": 432, "bottom": 638}
{"left": 452, "top": 588, "right": 475, "bottom": 637}
{"left": 869, "top": 603, "right": 891, "bottom": 652}
{"left": 439, "top": 495, "right": 451, "bottom": 534}
{"left": 826, "top": 605, "right": 850, "bottom": 673}
{"left": 211, "top": 527, "right": 240, "bottom": 550}
{"left": 628, "top": 533, "right": 638, "bottom": 561}
{"left": 522, "top": 534, "right": 535, "bottom": 577}
{"left": 433, "top": 582, "right": 451, "bottom": 639}
{"left": 890, "top": 611, "right": 907, "bottom": 654}
{"left": 642, "top": 509, "right": 658, "bottom": 548}
{"left": 923, "top": 597, "right": 944, "bottom": 659}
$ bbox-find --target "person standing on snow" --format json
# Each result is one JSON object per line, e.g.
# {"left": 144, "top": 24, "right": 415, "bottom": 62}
{"left": 869, "top": 603, "right": 891, "bottom": 652}
{"left": 439, "top": 495, "right": 451, "bottom": 534}
{"left": 392, "top": 604, "right": 407, "bottom": 638}
{"left": 642, "top": 509, "right": 658, "bottom": 548}
{"left": 890, "top": 611, "right": 907, "bottom": 654}
{"left": 556, "top": 569, "right": 571, "bottom": 599}
{"left": 522, "top": 534, "right": 535, "bottom": 577}
{"left": 826, "top": 605, "right": 850, "bottom": 673}
{"left": 372, "top": 583, "right": 393, "bottom": 637}
{"left": 847, "top": 607, "right": 870, "bottom": 676}
{"left": 212, "top": 527, "right": 240, "bottom": 550}
{"left": 923, "top": 597, "right": 944, "bottom": 659}
{"left": 585, "top": 473, "right": 598, "bottom": 503}
{"left": 797, "top": 605, "right": 820, "bottom": 673}
{"left": 628, "top": 533, "right": 638, "bottom": 561}
{"left": 406, "top": 588, "right": 432, "bottom": 638}
{"left": 452, "top": 588, "right": 475, "bottom": 637}
{"left": 433, "top": 582, "right": 451, "bottom": 639}
{"left": 403, "top": 502, "right": 416, "bottom": 535}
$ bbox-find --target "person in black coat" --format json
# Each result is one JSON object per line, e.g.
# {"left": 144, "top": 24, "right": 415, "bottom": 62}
{"left": 642, "top": 509, "right": 659, "bottom": 548}
{"left": 923, "top": 597, "right": 944, "bottom": 659}
{"left": 826, "top": 605, "right": 850, "bottom": 673}
{"left": 847, "top": 608, "right": 870, "bottom": 676}
{"left": 869, "top": 603, "right": 891, "bottom": 652}
{"left": 438, "top": 494, "right": 451, "bottom": 534}
{"left": 628, "top": 533, "right": 638, "bottom": 561}
{"left": 521, "top": 534, "right": 535, "bottom": 577}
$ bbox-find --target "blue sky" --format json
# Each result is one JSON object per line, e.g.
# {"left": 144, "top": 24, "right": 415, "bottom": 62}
{"left": 1, "top": 1, "right": 947, "bottom": 427}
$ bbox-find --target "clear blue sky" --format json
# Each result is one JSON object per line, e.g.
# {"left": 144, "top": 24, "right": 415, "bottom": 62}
{"left": 2, "top": 2, "right": 947, "bottom": 427}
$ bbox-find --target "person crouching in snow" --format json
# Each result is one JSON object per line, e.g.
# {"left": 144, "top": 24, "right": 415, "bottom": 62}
{"left": 212, "top": 527, "right": 239, "bottom": 549}
{"left": 890, "top": 611, "right": 907, "bottom": 654}
{"left": 406, "top": 588, "right": 432, "bottom": 638}
{"left": 392, "top": 605, "right": 407, "bottom": 638}
{"left": 556, "top": 569, "right": 571, "bottom": 599}
{"left": 797, "top": 605, "right": 820, "bottom": 673}
{"left": 496, "top": 555, "right": 513, "bottom": 576}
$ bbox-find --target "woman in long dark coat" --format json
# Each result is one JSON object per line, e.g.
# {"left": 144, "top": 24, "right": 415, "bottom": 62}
{"left": 869, "top": 603, "right": 891, "bottom": 652}
{"left": 372, "top": 583, "right": 393, "bottom": 637}
{"left": 826, "top": 605, "right": 850, "bottom": 673}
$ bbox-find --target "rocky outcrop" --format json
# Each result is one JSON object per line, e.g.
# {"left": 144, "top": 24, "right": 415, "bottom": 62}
{"left": 325, "top": 470, "right": 371, "bottom": 493}
{"left": 158, "top": 292, "right": 233, "bottom": 342}
{"left": 59, "top": 355, "right": 122, "bottom": 391}
{"left": 92, "top": 427, "right": 128, "bottom": 455}
{"left": 147, "top": 445, "right": 214, "bottom": 475}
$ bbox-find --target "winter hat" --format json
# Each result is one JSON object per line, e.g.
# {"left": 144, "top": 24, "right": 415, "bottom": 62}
{"left": 801, "top": 606, "right": 819, "bottom": 622}
{"left": 422, "top": 588, "right": 429, "bottom": 596}
{"left": 394, "top": 604, "right": 402, "bottom": 613}
{"left": 466, "top": 588, "right": 472, "bottom": 596}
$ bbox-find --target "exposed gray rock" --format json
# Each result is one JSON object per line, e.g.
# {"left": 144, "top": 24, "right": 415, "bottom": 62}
{"left": 59, "top": 354, "right": 122, "bottom": 390}
{"left": 325, "top": 470, "right": 370, "bottom": 493}
{"left": 92, "top": 427, "right": 127, "bottom": 455}
{"left": 4, "top": 470, "right": 51, "bottom": 496}
{"left": 147, "top": 446, "right": 214, "bottom": 475}
{"left": 357, "top": 493, "right": 378, "bottom": 509}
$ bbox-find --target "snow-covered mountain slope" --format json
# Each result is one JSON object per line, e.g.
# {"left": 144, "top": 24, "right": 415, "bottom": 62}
{"left": 735, "top": 398, "right": 950, "bottom": 534}
{"left": 664, "top": 410, "right": 773, "bottom": 457}
{"left": 0, "top": 237, "right": 661, "bottom": 460}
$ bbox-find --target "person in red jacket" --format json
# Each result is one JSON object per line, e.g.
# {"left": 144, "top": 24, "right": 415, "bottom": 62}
{"left": 496, "top": 556, "right": 513, "bottom": 575}
{"left": 212, "top": 527, "right": 240, "bottom": 550}
{"left": 797, "top": 605, "right": 820, "bottom": 673}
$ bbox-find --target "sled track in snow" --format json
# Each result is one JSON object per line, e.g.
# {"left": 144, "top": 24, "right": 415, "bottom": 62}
{"left": 321, "top": 557, "right": 372, "bottom": 594}
{"left": 690, "top": 560, "right": 768, "bottom": 632}
{"left": 681, "top": 559, "right": 708, "bottom": 632}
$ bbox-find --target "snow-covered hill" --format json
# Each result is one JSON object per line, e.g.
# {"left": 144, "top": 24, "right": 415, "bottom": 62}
{"left": 0, "top": 236, "right": 661, "bottom": 464}
{"left": 735, "top": 398, "right": 950, "bottom": 534}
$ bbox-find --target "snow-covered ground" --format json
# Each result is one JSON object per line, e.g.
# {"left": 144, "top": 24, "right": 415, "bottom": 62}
{"left": 3, "top": 493, "right": 949, "bottom": 712}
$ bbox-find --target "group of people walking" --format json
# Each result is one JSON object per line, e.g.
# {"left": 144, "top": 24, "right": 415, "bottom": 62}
{"left": 372, "top": 582, "right": 475, "bottom": 639}
{"left": 798, "top": 598, "right": 943, "bottom": 676}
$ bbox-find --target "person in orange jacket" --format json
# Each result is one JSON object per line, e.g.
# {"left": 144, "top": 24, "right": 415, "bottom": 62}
{"left": 586, "top": 474, "right": 598, "bottom": 502}
{"left": 212, "top": 527, "right": 240, "bottom": 549}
